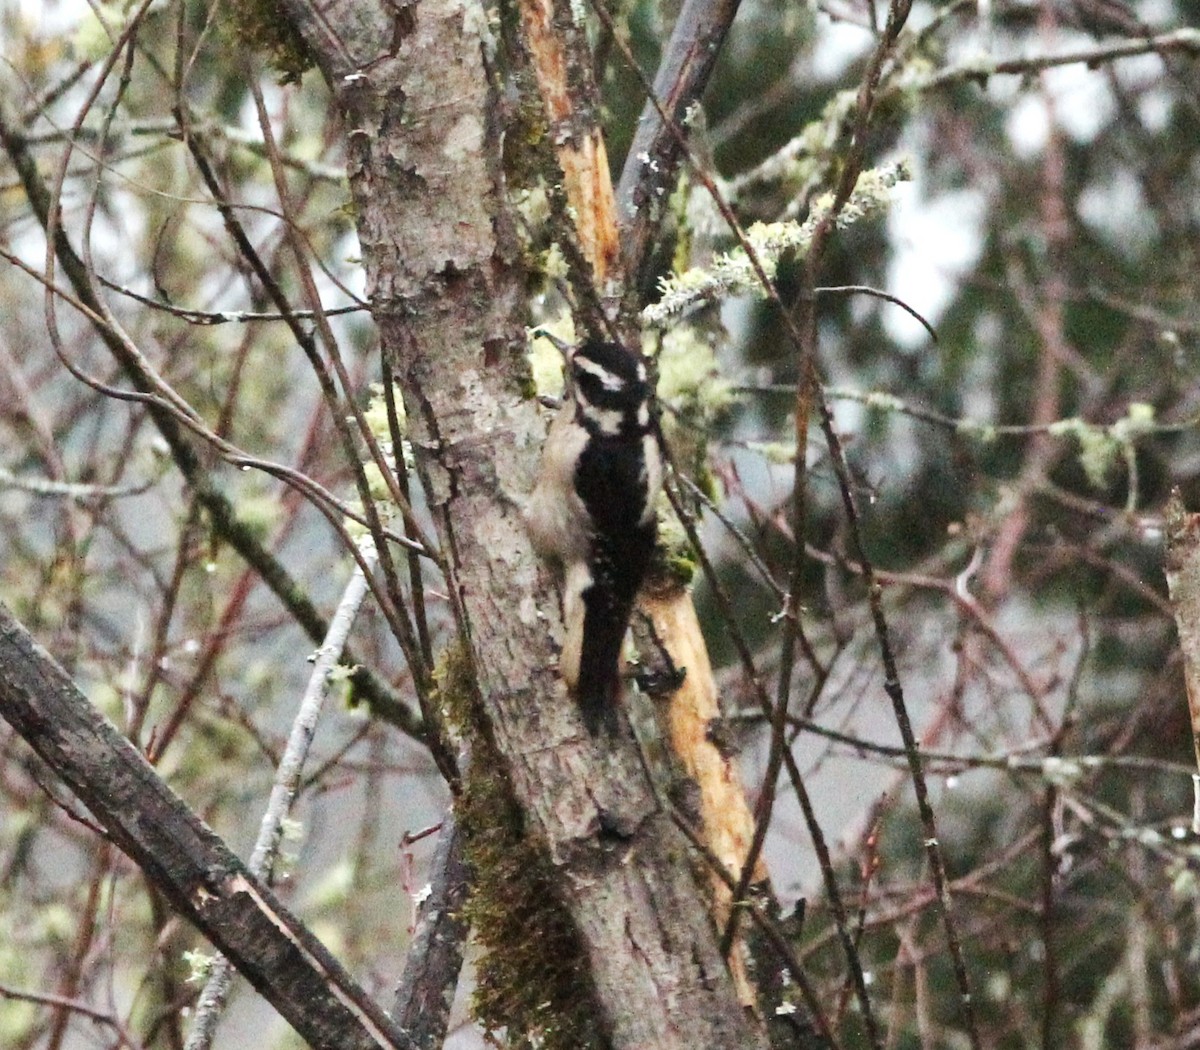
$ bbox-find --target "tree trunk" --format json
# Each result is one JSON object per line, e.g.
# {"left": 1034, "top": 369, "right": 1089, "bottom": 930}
{"left": 279, "top": 0, "right": 766, "bottom": 1045}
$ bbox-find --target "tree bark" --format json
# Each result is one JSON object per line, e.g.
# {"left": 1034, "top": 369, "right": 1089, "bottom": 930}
{"left": 279, "top": 1, "right": 766, "bottom": 1045}
{"left": 1165, "top": 490, "right": 1200, "bottom": 833}
{"left": 390, "top": 817, "right": 469, "bottom": 1047}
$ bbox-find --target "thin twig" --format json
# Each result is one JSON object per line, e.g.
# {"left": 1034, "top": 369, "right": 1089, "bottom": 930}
{"left": 0, "top": 465, "right": 161, "bottom": 500}
{"left": 670, "top": 808, "right": 837, "bottom": 1047}
{"left": 184, "top": 540, "right": 379, "bottom": 1050}
{"left": 815, "top": 285, "right": 938, "bottom": 343}
{"left": 677, "top": 473, "right": 786, "bottom": 600}
{"left": 0, "top": 983, "right": 123, "bottom": 1031}
{"left": 923, "top": 28, "right": 1200, "bottom": 89}
{"left": 97, "top": 275, "right": 367, "bottom": 325}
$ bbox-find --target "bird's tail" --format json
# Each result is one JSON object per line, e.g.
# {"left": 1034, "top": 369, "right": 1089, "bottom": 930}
{"left": 574, "top": 585, "right": 634, "bottom": 735}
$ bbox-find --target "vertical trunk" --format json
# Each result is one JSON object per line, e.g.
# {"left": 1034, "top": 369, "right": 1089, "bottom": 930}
{"left": 280, "top": 1, "right": 767, "bottom": 1045}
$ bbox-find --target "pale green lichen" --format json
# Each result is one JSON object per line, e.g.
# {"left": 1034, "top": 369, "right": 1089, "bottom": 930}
{"left": 727, "top": 90, "right": 858, "bottom": 204}
{"left": 361, "top": 461, "right": 391, "bottom": 503}
{"left": 527, "top": 321, "right": 575, "bottom": 399}
{"left": 648, "top": 327, "right": 737, "bottom": 427}
{"left": 1048, "top": 418, "right": 1114, "bottom": 487}
{"left": 1169, "top": 856, "right": 1200, "bottom": 900}
{"left": 827, "top": 385, "right": 920, "bottom": 420}
{"left": 361, "top": 381, "right": 406, "bottom": 441}
{"left": 344, "top": 383, "right": 411, "bottom": 539}
{"left": 894, "top": 54, "right": 938, "bottom": 96}
{"left": 305, "top": 858, "right": 357, "bottom": 910}
{"left": 515, "top": 183, "right": 553, "bottom": 230}
{"left": 541, "top": 242, "right": 570, "bottom": 283}
{"left": 1050, "top": 402, "right": 1157, "bottom": 489}
{"left": 653, "top": 498, "right": 697, "bottom": 585}
{"left": 273, "top": 821, "right": 302, "bottom": 877}
{"left": 234, "top": 490, "right": 281, "bottom": 541}
{"left": 644, "top": 161, "right": 911, "bottom": 325}
{"left": 1040, "top": 756, "right": 1083, "bottom": 788}
{"left": 957, "top": 419, "right": 998, "bottom": 443}
{"left": 656, "top": 502, "right": 689, "bottom": 557}
{"left": 343, "top": 509, "right": 369, "bottom": 542}
{"left": 1080, "top": 427, "right": 1120, "bottom": 489}
{"left": 864, "top": 391, "right": 905, "bottom": 412}
{"left": 1132, "top": 826, "right": 1164, "bottom": 849}
{"left": 183, "top": 949, "right": 214, "bottom": 984}
{"left": 1110, "top": 401, "right": 1155, "bottom": 440}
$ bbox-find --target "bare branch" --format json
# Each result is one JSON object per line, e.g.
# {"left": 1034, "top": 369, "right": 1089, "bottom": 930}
{"left": 389, "top": 816, "right": 470, "bottom": 1048}
{"left": 924, "top": 28, "right": 1200, "bottom": 89}
{"left": 615, "top": 0, "right": 743, "bottom": 285}
{"left": 814, "top": 285, "right": 939, "bottom": 343}
{"left": 0, "top": 601, "right": 413, "bottom": 1050}
{"left": 0, "top": 983, "right": 124, "bottom": 1033}
{"left": 184, "top": 540, "right": 381, "bottom": 1050}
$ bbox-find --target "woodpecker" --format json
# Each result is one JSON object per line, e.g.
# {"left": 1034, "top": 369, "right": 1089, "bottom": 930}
{"left": 524, "top": 337, "right": 664, "bottom": 733}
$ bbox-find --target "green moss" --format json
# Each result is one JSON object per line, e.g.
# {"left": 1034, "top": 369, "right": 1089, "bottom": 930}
{"left": 457, "top": 757, "right": 604, "bottom": 1049}
{"left": 659, "top": 551, "right": 698, "bottom": 587}
{"left": 220, "top": 0, "right": 314, "bottom": 84}
{"left": 652, "top": 506, "right": 697, "bottom": 587}
{"left": 439, "top": 641, "right": 604, "bottom": 1048}
{"left": 431, "top": 638, "right": 477, "bottom": 730}
{"left": 517, "top": 369, "right": 539, "bottom": 402}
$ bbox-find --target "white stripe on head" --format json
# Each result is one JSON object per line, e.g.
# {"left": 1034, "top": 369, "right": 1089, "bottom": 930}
{"left": 574, "top": 355, "right": 626, "bottom": 392}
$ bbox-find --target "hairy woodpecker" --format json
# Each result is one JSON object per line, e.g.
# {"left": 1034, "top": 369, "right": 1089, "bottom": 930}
{"left": 524, "top": 337, "right": 664, "bottom": 733}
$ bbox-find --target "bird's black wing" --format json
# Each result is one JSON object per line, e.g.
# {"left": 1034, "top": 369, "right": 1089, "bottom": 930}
{"left": 573, "top": 433, "right": 656, "bottom": 733}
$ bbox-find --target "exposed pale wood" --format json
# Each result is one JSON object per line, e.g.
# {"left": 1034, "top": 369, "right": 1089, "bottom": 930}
{"left": 642, "top": 588, "right": 766, "bottom": 1007}
{"left": 517, "top": 0, "right": 621, "bottom": 289}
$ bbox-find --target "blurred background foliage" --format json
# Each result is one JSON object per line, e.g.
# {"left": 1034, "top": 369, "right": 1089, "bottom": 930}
{"left": 2, "top": 0, "right": 1200, "bottom": 1046}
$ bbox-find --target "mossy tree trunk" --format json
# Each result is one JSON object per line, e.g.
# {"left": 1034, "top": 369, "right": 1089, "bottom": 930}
{"left": 275, "top": 0, "right": 768, "bottom": 1046}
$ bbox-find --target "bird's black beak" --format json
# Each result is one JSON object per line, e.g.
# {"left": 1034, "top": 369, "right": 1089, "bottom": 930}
{"left": 530, "top": 327, "right": 575, "bottom": 359}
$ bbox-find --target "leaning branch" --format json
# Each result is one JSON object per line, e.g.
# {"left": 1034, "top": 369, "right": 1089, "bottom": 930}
{"left": 0, "top": 602, "right": 412, "bottom": 1050}
{"left": 184, "top": 541, "right": 381, "bottom": 1050}
{"left": 615, "top": 0, "right": 743, "bottom": 286}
